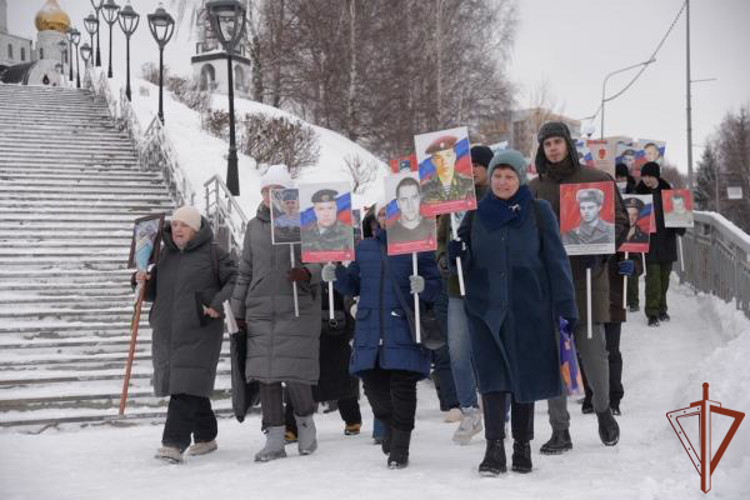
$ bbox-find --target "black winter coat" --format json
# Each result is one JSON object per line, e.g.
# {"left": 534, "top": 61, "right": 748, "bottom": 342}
{"left": 635, "top": 178, "right": 686, "bottom": 264}
{"left": 145, "top": 218, "right": 237, "bottom": 398}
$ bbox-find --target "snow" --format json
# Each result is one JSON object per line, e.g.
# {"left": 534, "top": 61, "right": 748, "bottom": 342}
{"left": 1, "top": 279, "right": 749, "bottom": 500}
{"left": 116, "top": 72, "right": 389, "bottom": 220}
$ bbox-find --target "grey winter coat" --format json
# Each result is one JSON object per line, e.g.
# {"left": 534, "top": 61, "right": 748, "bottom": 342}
{"left": 230, "top": 204, "right": 323, "bottom": 385}
{"left": 144, "top": 218, "right": 237, "bottom": 398}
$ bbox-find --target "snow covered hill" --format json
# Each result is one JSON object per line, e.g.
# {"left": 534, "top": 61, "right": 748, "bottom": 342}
{"left": 123, "top": 75, "right": 390, "bottom": 217}
{"left": 1, "top": 278, "right": 748, "bottom": 500}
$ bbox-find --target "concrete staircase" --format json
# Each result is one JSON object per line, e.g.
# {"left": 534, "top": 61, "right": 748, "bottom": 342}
{"left": 0, "top": 84, "right": 231, "bottom": 430}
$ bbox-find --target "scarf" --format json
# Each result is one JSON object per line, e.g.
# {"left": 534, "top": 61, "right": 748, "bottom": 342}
{"left": 545, "top": 156, "right": 578, "bottom": 182}
{"left": 477, "top": 185, "right": 533, "bottom": 232}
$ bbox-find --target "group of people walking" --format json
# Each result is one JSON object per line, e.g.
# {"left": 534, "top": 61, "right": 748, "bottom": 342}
{"left": 134, "top": 120, "right": 683, "bottom": 475}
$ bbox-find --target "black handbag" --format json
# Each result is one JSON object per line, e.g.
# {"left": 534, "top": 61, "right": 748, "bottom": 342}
{"left": 229, "top": 330, "right": 260, "bottom": 422}
{"left": 380, "top": 249, "right": 446, "bottom": 351}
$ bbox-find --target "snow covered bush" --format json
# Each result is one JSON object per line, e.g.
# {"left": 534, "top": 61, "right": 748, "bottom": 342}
{"left": 240, "top": 113, "right": 320, "bottom": 178}
{"left": 166, "top": 76, "right": 212, "bottom": 114}
{"left": 203, "top": 109, "right": 231, "bottom": 141}
{"left": 140, "top": 62, "right": 167, "bottom": 86}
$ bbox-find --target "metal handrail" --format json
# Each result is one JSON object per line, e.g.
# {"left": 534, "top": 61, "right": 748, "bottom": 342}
{"left": 678, "top": 210, "right": 750, "bottom": 319}
{"left": 203, "top": 174, "right": 248, "bottom": 258}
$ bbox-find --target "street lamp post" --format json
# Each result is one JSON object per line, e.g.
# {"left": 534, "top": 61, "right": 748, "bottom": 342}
{"left": 69, "top": 28, "right": 81, "bottom": 88}
{"left": 147, "top": 4, "right": 175, "bottom": 124}
{"left": 118, "top": 1, "right": 140, "bottom": 101}
{"left": 80, "top": 42, "right": 91, "bottom": 88}
{"left": 91, "top": 0, "right": 104, "bottom": 67}
{"left": 83, "top": 12, "right": 99, "bottom": 71}
{"left": 600, "top": 58, "right": 656, "bottom": 139}
{"left": 206, "top": 0, "right": 247, "bottom": 196}
{"left": 66, "top": 28, "right": 75, "bottom": 82}
{"left": 102, "top": 0, "right": 120, "bottom": 79}
{"left": 57, "top": 40, "right": 67, "bottom": 77}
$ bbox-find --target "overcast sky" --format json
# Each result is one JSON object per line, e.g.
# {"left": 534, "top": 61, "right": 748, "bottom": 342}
{"left": 7, "top": 0, "right": 750, "bottom": 177}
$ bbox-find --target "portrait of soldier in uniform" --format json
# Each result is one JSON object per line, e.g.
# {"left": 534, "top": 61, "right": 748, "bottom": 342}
{"left": 301, "top": 188, "right": 353, "bottom": 253}
{"left": 562, "top": 188, "right": 615, "bottom": 246}
{"left": 419, "top": 135, "right": 475, "bottom": 206}
{"left": 624, "top": 197, "right": 649, "bottom": 244}
{"left": 271, "top": 188, "right": 301, "bottom": 244}
{"left": 663, "top": 191, "right": 694, "bottom": 228}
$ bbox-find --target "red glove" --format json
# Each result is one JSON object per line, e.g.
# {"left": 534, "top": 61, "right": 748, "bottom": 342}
{"left": 287, "top": 267, "right": 311, "bottom": 283}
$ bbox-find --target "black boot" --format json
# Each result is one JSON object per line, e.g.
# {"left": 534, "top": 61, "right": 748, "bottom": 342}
{"left": 511, "top": 440, "right": 532, "bottom": 474}
{"left": 539, "top": 429, "right": 572, "bottom": 455}
{"left": 381, "top": 424, "right": 392, "bottom": 456}
{"left": 387, "top": 429, "right": 411, "bottom": 469}
{"left": 478, "top": 439, "right": 506, "bottom": 476}
{"left": 597, "top": 409, "right": 620, "bottom": 446}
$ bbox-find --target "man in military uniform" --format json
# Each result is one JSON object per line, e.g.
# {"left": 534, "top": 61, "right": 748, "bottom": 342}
{"left": 420, "top": 135, "right": 475, "bottom": 206}
{"left": 302, "top": 189, "right": 352, "bottom": 253}
{"left": 563, "top": 188, "right": 615, "bottom": 246}
{"left": 272, "top": 189, "right": 301, "bottom": 243}
{"left": 388, "top": 176, "right": 436, "bottom": 243}
{"left": 624, "top": 197, "right": 649, "bottom": 244}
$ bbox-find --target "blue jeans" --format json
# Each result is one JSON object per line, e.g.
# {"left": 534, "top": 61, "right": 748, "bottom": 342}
{"left": 447, "top": 297, "right": 479, "bottom": 409}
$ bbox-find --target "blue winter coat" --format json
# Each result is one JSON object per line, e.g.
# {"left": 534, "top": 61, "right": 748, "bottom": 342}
{"left": 333, "top": 231, "right": 442, "bottom": 378}
{"left": 459, "top": 199, "right": 577, "bottom": 403}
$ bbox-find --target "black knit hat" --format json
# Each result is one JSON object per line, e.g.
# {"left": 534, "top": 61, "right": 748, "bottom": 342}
{"left": 615, "top": 163, "right": 630, "bottom": 178}
{"left": 470, "top": 145, "right": 494, "bottom": 169}
{"left": 640, "top": 161, "right": 661, "bottom": 178}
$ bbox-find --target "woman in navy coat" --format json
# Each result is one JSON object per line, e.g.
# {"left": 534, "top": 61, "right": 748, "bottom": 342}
{"left": 322, "top": 227, "right": 441, "bottom": 469}
{"left": 450, "top": 149, "right": 577, "bottom": 476}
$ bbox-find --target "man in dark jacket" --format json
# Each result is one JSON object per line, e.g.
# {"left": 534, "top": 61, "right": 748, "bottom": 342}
{"left": 136, "top": 206, "right": 237, "bottom": 463}
{"left": 635, "top": 162, "right": 686, "bottom": 326}
{"left": 435, "top": 144, "right": 492, "bottom": 445}
{"left": 528, "top": 122, "right": 629, "bottom": 454}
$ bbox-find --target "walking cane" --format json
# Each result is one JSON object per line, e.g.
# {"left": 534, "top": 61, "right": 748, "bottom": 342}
{"left": 120, "top": 283, "right": 146, "bottom": 415}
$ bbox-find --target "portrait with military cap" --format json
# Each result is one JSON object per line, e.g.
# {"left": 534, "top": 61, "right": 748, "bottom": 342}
{"left": 414, "top": 126, "right": 476, "bottom": 216}
{"left": 270, "top": 188, "right": 301, "bottom": 244}
{"left": 298, "top": 182, "right": 354, "bottom": 262}
{"left": 619, "top": 194, "right": 652, "bottom": 251}
{"left": 560, "top": 182, "right": 616, "bottom": 254}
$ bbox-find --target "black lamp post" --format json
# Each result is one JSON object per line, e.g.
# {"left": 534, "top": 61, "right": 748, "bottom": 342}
{"left": 66, "top": 28, "right": 75, "bottom": 82}
{"left": 207, "top": 0, "right": 247, "bottom": 196}
{"left": 118, "top": 1, "right": 139, "bottom": 101}
{"left": 57, "top": 40, "right": 67, "bottom": 76}
{"left": 83, "top": 12, "right": 99, "bottom": 69}
{"left": 91, "top": 0, "right": 104, "bottom": 67}
{"left": 80, "top": 42, "right": 92, "bottom": 69}
{"left": 69, "top": 28, "right": 82, "bottom": 88}
{"left": 147, "top": 4, "right": 175, "bottom": 124}
{"left": 102, "top": 0, "right": 120, "bottom": 78}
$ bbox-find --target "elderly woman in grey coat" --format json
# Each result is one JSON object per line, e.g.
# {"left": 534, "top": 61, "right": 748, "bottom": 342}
{"left": 230, "top": 165, "right": 323, "bottom": 462}
{"left": 135, "top": 206, "right": 237, "bottom": 464}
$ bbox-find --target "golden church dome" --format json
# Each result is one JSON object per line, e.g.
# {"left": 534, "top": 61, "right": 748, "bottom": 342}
{"left": 35, "top": 0, "right": 71, "bottom": 33}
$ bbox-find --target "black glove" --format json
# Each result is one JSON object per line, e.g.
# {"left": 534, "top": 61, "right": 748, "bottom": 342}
{"left": 287, "top": 267, "right": 311, "bottom": 283}
{"left": 236, "top": 318, "right": 247, "bottom": 332}
{"left": 448, "top": 240, "right": 466, "bottom": 261}
{"left": 618, "top": 260, "right": 635, "bottom": 276}
{"left": 582, "top": 255, "right": 603, "bottom": 271}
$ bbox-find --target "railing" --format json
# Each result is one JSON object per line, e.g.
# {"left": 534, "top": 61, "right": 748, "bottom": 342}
{"left": 203, "top": 174, "right": 248, "bottom": 258}
{"left": 678, "top": 211, "right": 750, "bottom": 320}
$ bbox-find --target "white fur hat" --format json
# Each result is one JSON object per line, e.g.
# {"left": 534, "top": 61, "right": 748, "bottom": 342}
{"left": 261, "top": 164, "right": 293, "bottom": 190}
{"left": 172, "top": 206, "right": 202, "bottom": 232}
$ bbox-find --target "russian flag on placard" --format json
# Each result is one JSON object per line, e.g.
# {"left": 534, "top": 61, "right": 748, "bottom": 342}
{"left": 384, "top": 199, "right": 399, "bottom": 226}
{"left": 300, "top": 193, "right": 352, "bottom": 228}
{"left": 418, "top": 137, "right": 471, "bottom": 182}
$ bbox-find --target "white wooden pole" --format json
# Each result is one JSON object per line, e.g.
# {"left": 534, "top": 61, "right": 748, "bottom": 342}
{"left": 412, "top": 252, "right": 421, "bottom": 344}
{"left": 623, "top": 252, "right": 629, "bottom": 310}
{"left": 678, "top": 236, "right": 685, "bottom": 272}
{"left": 586, "top": 267, "right": 593, "bottom": 339}
{"left": 289, "top": 245, "right": 299, "bottom": 317}
{"left": 450, "top": 216, "right": 466, "bottom": 296}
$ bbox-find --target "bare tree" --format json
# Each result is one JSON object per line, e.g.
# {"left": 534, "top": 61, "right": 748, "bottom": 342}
{"left": 343, "top": 154, "right": 377, "bottom": 194}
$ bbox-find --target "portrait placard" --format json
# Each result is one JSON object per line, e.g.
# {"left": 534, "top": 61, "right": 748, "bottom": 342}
{"left": 414, "top": 126, "right": 476, "bottom": 216}
{"left": 128, "top": 213, "right": 165, "bottom": 270}
{"left": 390, "top": 154, "right": 418, "bottom": 173}
{"left": 384, "top": 172, "right": 437, "bottom": 256}
{"left": 662, "top": 189, "right": 694, "bottom": 228}
{"left": 633, "top": 139, "right": 666, "bottom": 180}
{"left": 299, "top": 182, "right": 355, "bottom": 263}
{"left": 560, "top": 182, "right": 616, "bottom": 256}
{"left": 619, "top": 194, "right": 653, "bottom": 253}
{"left": 270, "top": 188, "right": 301, "bottom": 245}
{"left": 585, "top": 139, "right": 617, "bottom": 178}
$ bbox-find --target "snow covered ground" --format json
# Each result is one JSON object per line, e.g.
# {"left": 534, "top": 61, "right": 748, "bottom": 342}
{"left": 2, "top": 278, "right": 748, "bottom": 500}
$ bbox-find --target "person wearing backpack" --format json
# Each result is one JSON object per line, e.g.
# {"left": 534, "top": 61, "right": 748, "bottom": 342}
{"left": 449, "top": 149, "right": 576, "bottom": 476}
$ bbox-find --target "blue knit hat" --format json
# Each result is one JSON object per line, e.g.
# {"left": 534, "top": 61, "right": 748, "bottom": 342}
{"left": 488, "top": 149, "right": 528, "bottom": 185}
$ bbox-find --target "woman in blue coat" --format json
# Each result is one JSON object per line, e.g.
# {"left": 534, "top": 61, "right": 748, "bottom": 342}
{"left": 322, "top": 228, "right": 441, "bottom": 469}
{"left": 450, "top": 149, "right": 577, "bottom": 476}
